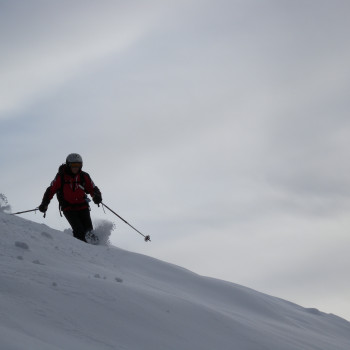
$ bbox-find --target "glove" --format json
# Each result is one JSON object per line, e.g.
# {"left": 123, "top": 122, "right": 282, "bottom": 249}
{"left": 93, "top": 194, "right": 102, "bottom": 205}
{"left": 93, "top": 186, "right": 102, "bottom": 205}
{"left": 38, "top": 203, "right": 48, "bottom": 213}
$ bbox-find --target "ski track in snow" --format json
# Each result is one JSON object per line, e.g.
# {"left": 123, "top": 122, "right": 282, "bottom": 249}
{"left": 1, "top": 212, "right": 350, "bottom": 350}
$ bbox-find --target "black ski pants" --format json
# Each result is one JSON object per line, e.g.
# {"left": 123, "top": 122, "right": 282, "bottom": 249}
{"left": 63, "top": 208, "right": 93, "bottom": 242}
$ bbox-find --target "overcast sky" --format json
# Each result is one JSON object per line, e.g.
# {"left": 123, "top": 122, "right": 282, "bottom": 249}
{"left": 1, "top": 0, "right": 350, "bottom": 320}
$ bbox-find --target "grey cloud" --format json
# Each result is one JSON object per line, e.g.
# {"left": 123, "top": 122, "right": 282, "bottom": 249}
{"left": 0, "top": 1, "right": 189, "bottom": 116}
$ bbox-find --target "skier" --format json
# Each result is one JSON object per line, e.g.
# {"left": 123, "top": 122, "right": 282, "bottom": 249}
{"left": 38, "top": 153, "right": 102, "bottom": 243}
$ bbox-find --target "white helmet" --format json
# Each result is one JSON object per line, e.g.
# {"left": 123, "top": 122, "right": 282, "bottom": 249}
{"left": 66, "top": 153, "right": 83, "bottom": 165}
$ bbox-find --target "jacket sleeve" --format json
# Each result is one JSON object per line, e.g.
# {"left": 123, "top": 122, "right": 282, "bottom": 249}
{"left": 41, "top": 174, "right": 62, "bottom": 206}
{"left": 84, "top": 173, "right": 102, "bottom": 199}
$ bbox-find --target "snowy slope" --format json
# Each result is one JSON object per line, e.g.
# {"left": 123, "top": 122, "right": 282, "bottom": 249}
{"left": 0, "top": 212, "right": 350, "bottom": 350}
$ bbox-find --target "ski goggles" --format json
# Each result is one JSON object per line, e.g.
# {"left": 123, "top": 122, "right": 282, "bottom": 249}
{"left": 69, "top": 162, "right": 82, "bottom": 168}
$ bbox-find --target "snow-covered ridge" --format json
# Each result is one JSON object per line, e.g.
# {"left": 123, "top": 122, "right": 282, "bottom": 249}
{"left": 1, "top": 212, "right": 349, "bottom": 350}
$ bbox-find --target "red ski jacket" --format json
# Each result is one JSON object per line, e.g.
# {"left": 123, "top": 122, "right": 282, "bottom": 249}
{"left": 41, "top": 165, "right": 101, "bottom": 212}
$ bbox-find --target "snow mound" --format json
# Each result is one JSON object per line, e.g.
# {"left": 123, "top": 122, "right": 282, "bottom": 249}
{"left": 0, "top": 212, "right": 350, "bottom": 350}
{"left": 0, "top": 193, "right": 11, "bottom": 213}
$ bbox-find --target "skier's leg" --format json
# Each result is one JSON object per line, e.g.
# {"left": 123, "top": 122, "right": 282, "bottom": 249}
{"left": 63, "top": 210, "right": 87, "bottom": 242}
{"left": 79, "top": 208, "right": 93, "bottom": 233}
{"left": 79, "top": 208, "right": 99, "bottom": 244}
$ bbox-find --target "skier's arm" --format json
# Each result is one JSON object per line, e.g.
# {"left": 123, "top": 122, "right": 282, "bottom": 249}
{"left": 84, "top": 174, "right": 102, "bottom": 204}
{"left": 40, "top": 174, "right": 62, "bottom": 209}
{"left": 92, "top": 186, "right": 102, "bottom": 204}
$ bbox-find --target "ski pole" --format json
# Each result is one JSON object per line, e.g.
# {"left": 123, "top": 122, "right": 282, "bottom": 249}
{"left": 11, "top": 208, "right": 46, "bottom": 218}
{"left": 101, "top": 202, "right": 151, "bottom": 242}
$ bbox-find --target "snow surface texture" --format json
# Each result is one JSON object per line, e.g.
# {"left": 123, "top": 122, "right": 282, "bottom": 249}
{"left": 0, "top": 212, "right": 350, "bottom": 350}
